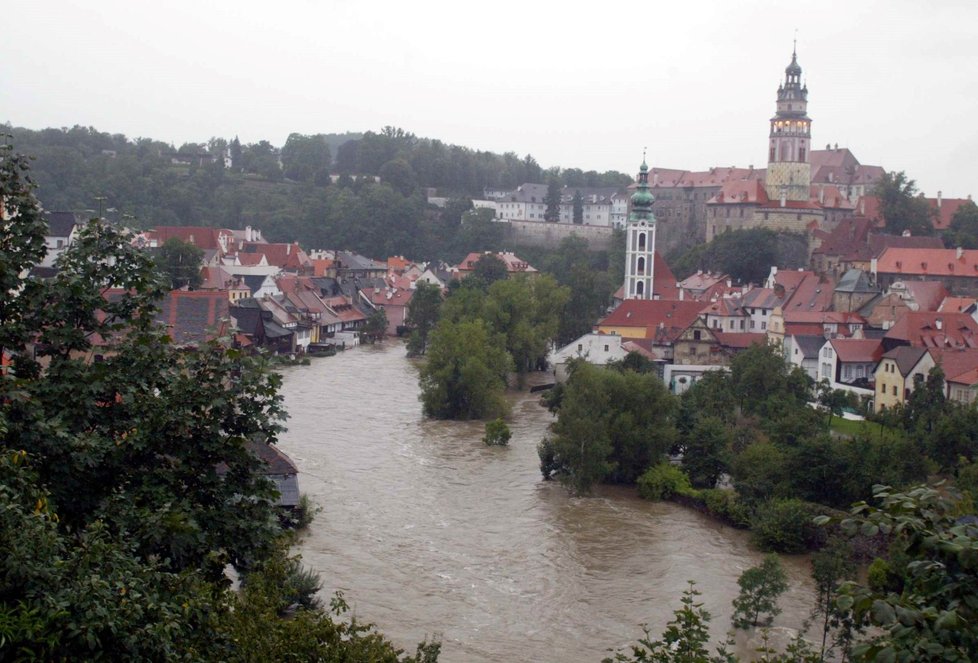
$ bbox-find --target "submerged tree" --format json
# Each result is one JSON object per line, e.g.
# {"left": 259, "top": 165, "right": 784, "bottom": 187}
{"left": 731, "top": 554, "right": 789, "bottom": 629}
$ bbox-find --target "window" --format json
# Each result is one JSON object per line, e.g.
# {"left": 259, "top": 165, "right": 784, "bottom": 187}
{"left": 604, "top": 345, "right": 609, "bottom": 352}
{"left": 638, "top": 232, "right": 646, "bottom": 251}
{"left": 893, "top": 386, "right": 897, "bottom": 396}
{"left": 577, "top": 344, "right": 583, "bottom": 351}
{"left": 761, "top": 322, "right": 767, "bottom": 330}
{"left": 637, "top": 256, "right": 646, "bottom": 275}
{"left": 636, "top": 281, "right": 644, "bottom": 296}
{"left": 693, "top": 330, "right": 702, "bottom": 341}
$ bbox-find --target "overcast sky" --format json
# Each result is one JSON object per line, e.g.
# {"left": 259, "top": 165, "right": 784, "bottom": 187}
{"left": 3, "top": 1, "right": 976, "bottom": 197}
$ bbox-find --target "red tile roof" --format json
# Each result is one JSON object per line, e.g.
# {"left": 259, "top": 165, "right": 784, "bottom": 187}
{"left": 875, "top": 247, "right": 978, "bottom": 278}
{"left": 931, "top": 348, "right": 978, "bottom": 383}
{"left": 709, "top": 178, "right": 769, "bottom": 205}
{"left": 155, "top": 290, "right": 229, "bottom": 346}
{"left": 149, "top": 226, "right": 235, "bottom": 252}
{"left": 940, "top": 297, "right": 977, "bottom": 313}
{"left": 830, "top": 338, "right": 884, "bottom": 363}
{"left": 599, "top": 299, "right": 705, "bottom": 341}
{"left": 457, "top": 251, "right": 538, "bottom": 274}
{"left": 241, "top": 242, "right": 311, "bottom": 270}
{"left": 928, "top": 198, "right": 972, "bottom": 231}
{"left": 885, "top": 312, "right": 978, "bottom": 349}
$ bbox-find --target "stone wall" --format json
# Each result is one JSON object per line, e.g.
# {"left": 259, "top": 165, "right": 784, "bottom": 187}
{"left": 501, "top": 219, "right": 614, "bottom": 251}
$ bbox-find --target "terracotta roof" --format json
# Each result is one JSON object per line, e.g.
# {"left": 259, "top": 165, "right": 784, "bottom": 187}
{"left": 149, "top": 226, "right": 234, "bottom": 252}
{"left": 948, "top": 367, "right": 978, "bottom": 387}
{"left": 311, "top": 258, "right": 334, "bottom": 277}
{"left": 867, "top": 233, "right": 944, "bottom": 256}
{"left": 902, "top": 282, "right": 950, "bottom": 312}
{"left": 940, "top": 297, "right": 977, "bottom": 313}
{"left": 854, "top": 196, "right": 884, "bottom": 223}
{"left": 742, "top": 287, "right": 783, "bottom": 309}
{"left": 241, "top": 242, "right": 311, "bottom": 270}
{"left": 885, "top": 312, "right": 978, "bottom": 349}
{"left": 830, "top": 338, "right": 884, "bottom": 363}
{"left": 598, "top": 299, "right": 704, "bottom": 341}
{"left": 811, "top": 184, "right": 855, "bottom": 210}
{"left": 457, "top": 251, "right": 538, "bottom": 274}
{"left": 701, "top": 297, "right": 743, "bottom": 317}
{"left": 236, "top": 252, "right": 266, "bottom": 266}
{"left": 679, "top": 271, "right": 728, "bottom": 293}
{"left": 811, "top": 217, "right": 875, "bottom": 258}
{"left": 155, "top": 290, "right": 229, "bottom": 346}
{"left": 758, "top": 199, "right": 823, "bottom": 210}
{"left": 782, "top": 273, "right": 835, "bottom": 312}
{"left": 875, "top": 247, "right": 978, "bottom": 278}
{"left": 928, "top": 198, "right": 972, "bottom": 231}
{"left": 709, "top": 177, "right": 769, "bottom": 205}
{"left": 931, "top": 348, "right": 978, "bottom": 383}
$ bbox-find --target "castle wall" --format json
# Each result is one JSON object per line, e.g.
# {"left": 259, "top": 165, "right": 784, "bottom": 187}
{"left": 501, "top": 219, "right": 614, "bottom": 251}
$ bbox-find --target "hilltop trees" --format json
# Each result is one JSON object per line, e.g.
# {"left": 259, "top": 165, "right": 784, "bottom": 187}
{"left": 874, "top": 170, "right": 935, "bottom": 237}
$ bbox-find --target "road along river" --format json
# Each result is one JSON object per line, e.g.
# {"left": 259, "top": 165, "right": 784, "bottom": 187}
{"left": 275, "top": 343, "right": 817, "bottom": 662}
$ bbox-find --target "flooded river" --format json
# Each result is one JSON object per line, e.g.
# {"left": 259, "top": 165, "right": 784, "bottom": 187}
{"left": 276, "top": 343, "right": 817, "bottom": 662}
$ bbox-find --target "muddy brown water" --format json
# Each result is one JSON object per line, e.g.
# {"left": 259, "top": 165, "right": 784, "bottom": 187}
{"left": 276, "top": 343, "right": 817, "bottom": 662}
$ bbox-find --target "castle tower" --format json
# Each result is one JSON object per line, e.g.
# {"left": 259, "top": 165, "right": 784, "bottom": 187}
{"left": 764, "top": 44, "right": 812, "bottom": 203}
{"left": 625, "top": 154, "right": 657, "bottom": 300}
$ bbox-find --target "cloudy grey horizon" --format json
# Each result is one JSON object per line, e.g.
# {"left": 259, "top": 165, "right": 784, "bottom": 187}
{"left": 3, "top": 0, "right": 976, "bottom": 198}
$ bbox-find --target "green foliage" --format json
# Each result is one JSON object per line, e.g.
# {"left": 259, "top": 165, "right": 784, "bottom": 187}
{"left": 810, "top": 537, "right": 860, "bottom": 661}
{"left": 379, "top": 158, "right": 417, "bottom": 196}
{"left": 732, "top": 441, "right": 789, "bottom": 505}
{"left": 730, "top": 342, "right": 812, "bottom": 418}
{"left": 832, "top": 484, "right": 978, "bottom": 662}
{"left": 540, "top": 236, "right": 614, "bottom": 346}
{"left": 572, "top": 189, "right": 584, "bottom": 224}
{"left": 669, "top": 229, "right": 808, "bottom": 284}
{"left": 699, "top": 489, "right": 752, "bottom": 528}
{"left": 750, "top": 499, "right": 819, "bottom": 553}
{"left": 638, "top": 463, "right": 693, "bottom": 501}
{"left": 873, "top": 170, "right": 936, "bottom": 237}
{"left": 680, "top": 415, "right": 731, "bottom": 489}
{"left": 405, "top": 281, "right": 442, "bottom": 356}
{"left": 604, "top": 581, "right": 737, "bottom": 663}
{"left": 216, "top": 546, "right": 440, "bottom": 662}
{"left": 419, "top": 318, "right": 511, "bottom": 420}
{"left": 483, "top": 418, "right": 512, "bottom": 446}
{"left": 544, "top": 177, "right": 561, "bottom": 222}
{"left": 157, "top": 236, "right": 204, "bottom": 289}
{"left": 544, "top": 363, "right": 676, "bottom": 494}
{"left": 281, "top": 133, "right": 332, "bottom": 184}
{"left": 364, "top": 307, "right": 389, "bottom": 342}
{"left": 731, "top": 554, "right": 789, "bottom": 630}
{"left": 470, "top": 253, "right": 509, "bottom": 289}
{"left": 943, "top": 199, "right": 978, "bottom": 249}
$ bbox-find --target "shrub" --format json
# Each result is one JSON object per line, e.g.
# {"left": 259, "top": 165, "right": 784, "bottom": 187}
{"left": 750, "top": 498, "right": 819, "bottom": 553}
{"left": 638, "top": 463, "right": 692, "bottom": 501}
{"left": 483, "top": 418, "right": 512, "bottom": 446}
{"left": 701, "top": 488, "right": 752, "bottom": 528}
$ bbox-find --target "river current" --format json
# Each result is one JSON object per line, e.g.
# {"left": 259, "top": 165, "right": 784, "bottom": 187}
{"left": 276, "top": 343, "right": 817, "bottom": 662}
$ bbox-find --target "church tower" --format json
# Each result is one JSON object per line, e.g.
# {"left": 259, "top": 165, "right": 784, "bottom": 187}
{"left": 625, "top": 154, "right": 656, "bottom": 300}
{"left": 764, "top": 45, "right": 812, "bottom": 203}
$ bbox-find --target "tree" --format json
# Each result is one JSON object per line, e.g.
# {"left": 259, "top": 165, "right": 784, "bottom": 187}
{"left": 817, "top": 381, "right": 853, "bottom": 430}
{"left": 543, "top": 363, "right": 676, "bottom": 494}
{"left": 229, "top": 136, "right": 242, "bottom": 170}
{"left": 572, "top": 189, "right": 584, "bottom": 224}
{"left": 821, "top": 484, "right": 978, "bottom": 662}
{"left": 810, "top": 537, "right": 859, "bottom": 661}
{"left": 605, "top": 582, "right": 738, "bottom": 663}
{"left": 364, "top": 307, "right": 389, "bottom": 342}
{"left": 470, "top": 253, "right": 509, "bottom": 289}
{"left": 419, "top": 318, "right": 512, "bottom": 420}
{"left": 731, "top": 554, "right": 789, "bottom": 629}
{"left": 405, "top": 281, "right": 442, "bottom": 356}
{"left": 680, "top": 415, "right": 731, "bottom": 489}
{"left": 943, "top": 199, "right": 978, "bottom": 249}
{"left": 379, "top": 158, "right": 417, "bottom": 197}
{"left": 483, "top": 418, "right": 511, "bottom": 446}
{"left": 158, "top": 236, "right": 204, "bottom": 289}
{"left": 281, "top": 133, "right": 332, "bottom": 184}
{"left": 873, "top": 170, "right": 935, "bottom": 237}
{"left": 544, "top": 177, "right": 561, "bottom": 222}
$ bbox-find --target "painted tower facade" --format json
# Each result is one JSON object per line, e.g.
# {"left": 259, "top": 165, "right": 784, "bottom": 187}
{"left": 625, "top": 157, "right": 657, "bottom": 300}
{"left": 764, "top": 46, "right": 812, "bottom": 203}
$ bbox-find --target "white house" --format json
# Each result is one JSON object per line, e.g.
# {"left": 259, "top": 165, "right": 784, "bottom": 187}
{"left": 551, "top": 332, "right": 629, "bottom": 382}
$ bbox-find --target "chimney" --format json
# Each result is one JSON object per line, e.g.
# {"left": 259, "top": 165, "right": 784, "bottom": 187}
{"left": 937, "top": 191, "right": 943, "bottom": 208}
{"left": 245, "top": 225, "right": 252, "bottom": 242}
{"left": 902, "top": 229, "right": 911, "bottom": 237}
{"left": 780, "top": 191, "right": 786, "bottom": 208}
{"left": 936, "top": 318, "right": 943, "bottom": 331}
{"left": 859, "top": 198, "right": 865, "bottom": 216}
{"left": 834, "top": 143, "right": 839, "bottom": 150}
{"left": 819, "top": 185, "right": 825, "bottom": 204}
{"left": 287, "top": 243, "right": 292, "bottom": 255}
{"left": 957, "top": 246, "right": 964, "bottom": 260}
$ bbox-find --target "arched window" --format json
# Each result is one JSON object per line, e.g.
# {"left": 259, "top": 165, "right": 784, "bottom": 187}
{"left": 636, "top": 281, "right": 645, "bottom": 296}
{"left": 637, "top": 256, "right": 646, "bottom": 275}
{"left": 638, "top": 232, "right": 646, "bottom": 251}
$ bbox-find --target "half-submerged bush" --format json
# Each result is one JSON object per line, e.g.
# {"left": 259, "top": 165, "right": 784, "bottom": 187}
{"left": 750, "top": 498, "right": 820, "bottom": 553}
{"left": 638, "top": 463, "right": 692, "bottom": 501}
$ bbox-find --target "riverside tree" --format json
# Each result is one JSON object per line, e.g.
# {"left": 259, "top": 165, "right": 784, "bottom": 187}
{"left": 731, "top": 554, "right": 789, "bottom": 629}
{"left": 0, "top": 141, "right": 439, "bottom": 660}
{"left": 541, "top": 362, "right": 676, "bottom": 494}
